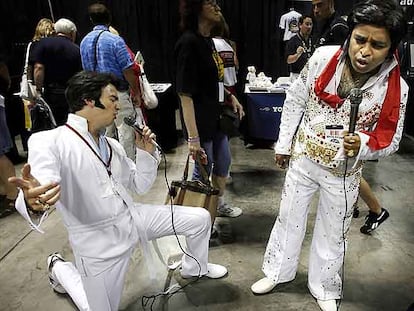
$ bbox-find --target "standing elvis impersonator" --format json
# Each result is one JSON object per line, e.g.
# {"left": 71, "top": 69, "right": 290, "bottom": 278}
{"left": 251, "top": 1, "right": 408, "bottom": 311}
{"left": 9, "top": 71, "right": 227, "bottom": 311}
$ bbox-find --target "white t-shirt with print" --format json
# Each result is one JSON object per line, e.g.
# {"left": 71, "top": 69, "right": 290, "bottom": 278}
{"left": 279, "top": 10, "right": 302, "bottom": 41}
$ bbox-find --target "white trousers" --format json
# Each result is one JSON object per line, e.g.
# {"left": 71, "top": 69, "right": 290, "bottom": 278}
{"left": 51, "top": 261, "right": 90, "bottom": 311}
{"left": 69, "top": 204, "right": 210, "bottom": 311}
{"left": 262, "top": 156, "right": 361, "bottom": 300}
{"left": 107, "top": 90, "right": 136, "bottom": 160}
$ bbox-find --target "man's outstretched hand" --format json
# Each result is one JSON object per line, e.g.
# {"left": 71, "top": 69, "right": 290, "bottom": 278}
{"left": 8, "top": 164, "right": 61, "bottom": 212}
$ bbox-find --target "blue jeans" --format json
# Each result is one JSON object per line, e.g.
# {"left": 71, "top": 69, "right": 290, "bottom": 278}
{"left": 193, "top": 131, "right": 231, "bottom": 181}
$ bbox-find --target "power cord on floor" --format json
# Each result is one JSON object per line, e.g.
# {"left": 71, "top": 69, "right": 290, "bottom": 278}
{"left": 141, "top": 150, "right": 203, "bottom": 310}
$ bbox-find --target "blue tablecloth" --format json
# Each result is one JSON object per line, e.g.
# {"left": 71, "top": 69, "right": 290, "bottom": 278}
{"left": 246, "top": 91, "right": 286, "bottom": 141}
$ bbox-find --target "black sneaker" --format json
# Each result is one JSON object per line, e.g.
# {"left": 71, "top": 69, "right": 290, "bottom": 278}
{"left": 360, "top": 208, "right": 389, "bottom": 234}
{"left": 353, "top": 206, "right": 360, "bottom": 218}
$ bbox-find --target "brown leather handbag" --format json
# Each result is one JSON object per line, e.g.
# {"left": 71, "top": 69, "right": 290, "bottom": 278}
{"left": 166, "top": 154, "right": 219, "bottom": 223}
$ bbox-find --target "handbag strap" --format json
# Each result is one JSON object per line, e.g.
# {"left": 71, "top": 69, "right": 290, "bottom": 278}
{"left": 182, "top": 153, "right": 211, "bottom": 184}
{"left": 93, "top": 30, "right": 106, "bottom": 71}
{"left": 36, "top": 97, "right": 57, "bottom": 127}
{"left": 23, "top": 42, "right": 32, "bottom": 74}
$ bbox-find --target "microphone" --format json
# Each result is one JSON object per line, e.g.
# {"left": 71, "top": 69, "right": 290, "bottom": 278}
{"left": 123, "top": 115, "right": 162, "bottom": 151}
{"left": 348, "top": 88, "right": 363, "bottom": 134}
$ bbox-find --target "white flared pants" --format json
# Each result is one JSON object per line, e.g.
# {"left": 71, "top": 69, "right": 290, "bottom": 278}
{"left": 263, "top": 157, "right": 361, "bottom": 300}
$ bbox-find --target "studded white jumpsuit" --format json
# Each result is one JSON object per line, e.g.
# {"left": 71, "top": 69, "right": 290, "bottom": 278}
{"left": 262, "top": 46, "right": 408, "bottom": 300}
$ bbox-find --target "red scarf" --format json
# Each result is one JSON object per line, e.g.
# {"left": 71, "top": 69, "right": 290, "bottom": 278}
{"left": 314, "top": 48, "right": 401, "bottom": 150}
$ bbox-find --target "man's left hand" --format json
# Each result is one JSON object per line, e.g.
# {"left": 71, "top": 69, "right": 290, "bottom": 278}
{"left": 343, "top": 132, "right": 361, "bottom": 158}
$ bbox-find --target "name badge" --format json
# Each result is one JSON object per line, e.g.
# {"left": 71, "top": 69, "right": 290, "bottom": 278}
{"left": 325, "top": 125, "right": 344, "bottom": 144}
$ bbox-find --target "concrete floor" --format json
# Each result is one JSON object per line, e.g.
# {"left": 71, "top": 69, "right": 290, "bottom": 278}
{"left": 1, "top": 135, "right": 413, "bottom": 311}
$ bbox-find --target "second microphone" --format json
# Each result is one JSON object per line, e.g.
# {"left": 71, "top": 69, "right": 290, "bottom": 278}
{"left": 123, "top": 116, "right": 162, "bottom": 151}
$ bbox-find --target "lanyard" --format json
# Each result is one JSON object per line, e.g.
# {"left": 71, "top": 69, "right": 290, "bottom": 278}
{"left": 65, "top": 124, "right": 113, "bottom": 176}
{"left": 298, "top": 33, "right": 312, "bottom": 59}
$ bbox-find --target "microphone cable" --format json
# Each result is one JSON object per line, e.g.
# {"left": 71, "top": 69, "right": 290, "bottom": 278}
{"left": 141, "top": 148, "right": 203, "bottom": 310}
{"left": 338, "top": 88, "right": 362, "bottom": 309}
{"left": 338, "top": 156, "right": 350, "bottom": 311}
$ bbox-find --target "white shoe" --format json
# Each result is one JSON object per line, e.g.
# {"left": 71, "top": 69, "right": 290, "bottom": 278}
{"left": 217, "top": 203, "right": 242, "bottom": 217}
{"left": 206, "top": 263, "right": 228, "bottom": 279}
{"left": 317, "top": 299, "right": 337, "bottom": 311}
{"left": 251, "top": 277, "right": 277, "bottom": 294}
{"left": 47, "top": 253, "right": 67, "bottom": 294}
{"left": 181, "top": 263, "right": 227, "bottom": 279}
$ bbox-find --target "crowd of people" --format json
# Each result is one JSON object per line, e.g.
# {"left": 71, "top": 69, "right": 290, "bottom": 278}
{"left": 0, "top": 0, "right": 411, "bottom": 310}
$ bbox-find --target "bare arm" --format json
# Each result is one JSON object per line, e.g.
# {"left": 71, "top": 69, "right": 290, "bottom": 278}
{"left": 179, "top": 94, "right": 199, "bottom": 138}
{"left": 179, "top": 93, "right": 205, "bottom": 158}
{"left": 34, "top": 62, "right": 44, "bottom": 92}
{"left": 287, "top": 46, "right": 304, "bottom": 64}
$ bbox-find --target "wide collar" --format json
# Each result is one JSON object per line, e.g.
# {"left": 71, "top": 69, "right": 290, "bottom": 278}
{"left": 314, "top": 47, "right": 402, "bottom": 151}
{"left": 66, "top": 113, "right": 90, "bottom": 135}
{"left": 315, "top": 48, "right": 399, "bottom": 107}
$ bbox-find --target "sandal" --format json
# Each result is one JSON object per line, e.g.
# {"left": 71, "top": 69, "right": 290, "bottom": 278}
{"left": 0, "top": 197, "right": 16, "bottom": 218}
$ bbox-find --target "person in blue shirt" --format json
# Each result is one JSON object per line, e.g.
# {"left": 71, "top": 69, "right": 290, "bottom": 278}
{"left": 80, "top": 3, "right": 141, "bottom": 160}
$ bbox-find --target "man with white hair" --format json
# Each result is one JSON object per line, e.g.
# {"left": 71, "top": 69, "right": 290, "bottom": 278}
{"left": 32, "top": 18, "right": 81, "bottom": 126}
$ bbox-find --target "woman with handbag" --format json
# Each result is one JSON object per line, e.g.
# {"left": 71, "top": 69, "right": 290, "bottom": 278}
{"left": 175, "top": 0, "right": 245, "bottom": 220}
{"left": 20, "top": 18, "right": 55, "bottom": 133}
{"left": 21, "top": 18, "right": 55, "bottom": 105}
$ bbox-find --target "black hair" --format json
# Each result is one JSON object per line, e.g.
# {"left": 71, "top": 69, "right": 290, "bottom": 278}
{"left": 347, "top": 0, "right": 406, "bottom": 56}
{"left": 65, "top": 71, "right": 119, "bottom": 113}
{"left": 88, "top": 3, "right": 112, "bottom": 26}
{"left": 299, "top": 15, "right": 313, "bottom": 25}
{"left": 179, "top": 0, "right": 204, "bottom": 32}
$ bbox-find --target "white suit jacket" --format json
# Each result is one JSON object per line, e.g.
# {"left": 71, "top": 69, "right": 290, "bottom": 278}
{"left": 15, "top": 114, "right": 160, "bottom": 275}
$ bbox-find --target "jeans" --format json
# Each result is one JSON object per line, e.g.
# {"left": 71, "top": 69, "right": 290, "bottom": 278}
{"left": 193, "top": 130, "right": 231, "bottom": 180}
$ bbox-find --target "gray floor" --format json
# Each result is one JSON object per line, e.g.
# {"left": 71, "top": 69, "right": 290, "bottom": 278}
{"left": 1, "top": 135, "right": 413, "bottom": 311}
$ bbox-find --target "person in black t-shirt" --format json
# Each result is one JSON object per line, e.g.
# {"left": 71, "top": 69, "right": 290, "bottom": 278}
{"left": 26, "top": 18, "right": 56, "bottom": 92}
{"left": 312, "top": 0, "right": 348, "bottom": 49}
{"left": 175, "top": 0, "right": 245, "bottom": 219}
{"left": 32, "top": 18, "right": 81, "bottom": 125}
{"left": 285, "top": 15, "right": 314, "bottom": 82}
